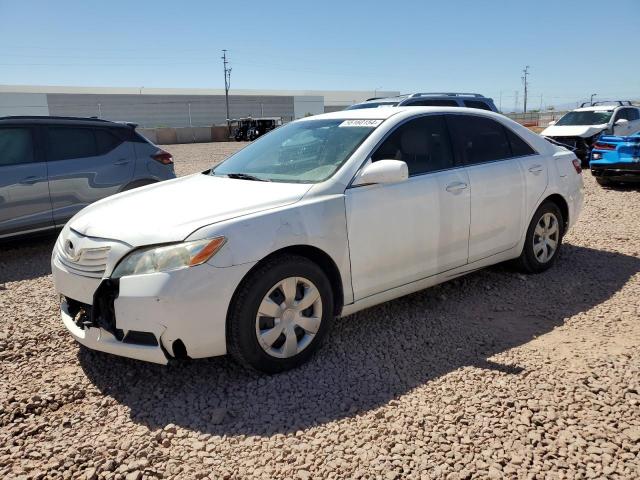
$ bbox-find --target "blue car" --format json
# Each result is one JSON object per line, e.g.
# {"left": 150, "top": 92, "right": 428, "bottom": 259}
{"left": 590, "top": 133, "right": 640, "bottom": 186}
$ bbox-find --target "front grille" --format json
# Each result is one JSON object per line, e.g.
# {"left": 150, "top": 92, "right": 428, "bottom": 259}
{"left": 553, "top": 136, "right": 579, "bottom": 148}
{"left": 56, "top": 240, "right": 110, "bottom": 279}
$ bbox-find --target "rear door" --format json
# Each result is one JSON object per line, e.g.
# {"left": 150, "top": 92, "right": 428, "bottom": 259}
{"left": 446, "top": 114, "right": 527, "bottom": 263}
{"left": 0, "top": 125, "right": 54, "bottom": 237}
{"left": 46, "top": 125, "right": 135, "bottom": 226}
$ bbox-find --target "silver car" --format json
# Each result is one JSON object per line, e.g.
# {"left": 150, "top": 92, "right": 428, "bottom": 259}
{"left": 0, "top": 116, "right": 176, "bottom": 239}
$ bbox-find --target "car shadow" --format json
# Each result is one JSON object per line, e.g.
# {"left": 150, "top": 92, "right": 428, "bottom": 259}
{"left": 78, "top": 244, "right": 640, "bottom": 436}
{"left": 0, "top": 233, "right": 57, "bottom": 285}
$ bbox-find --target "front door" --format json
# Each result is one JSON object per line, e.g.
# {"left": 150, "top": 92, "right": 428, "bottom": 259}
{"left": 345, "top": 115, "right": 470, "bottom": 300}
{"left": 0, "top": 126, "right": 53, "bottom": 237}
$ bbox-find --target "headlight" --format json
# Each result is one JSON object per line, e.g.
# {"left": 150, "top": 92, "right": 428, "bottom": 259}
{"left": 112, "top": 236, "right": 226, "bottom": 278}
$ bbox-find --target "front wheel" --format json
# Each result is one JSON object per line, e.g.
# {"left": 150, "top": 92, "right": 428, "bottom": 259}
{"left": 227, "top": 254, "right": 334, "bottom": 373}
{"left": 515, "top": 202, "right": 564, "bottom": 274}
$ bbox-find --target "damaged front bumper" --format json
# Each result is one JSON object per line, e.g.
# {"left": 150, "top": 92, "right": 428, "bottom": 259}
{"left": 52, "top": 250, "right": 256, "bottom": 364}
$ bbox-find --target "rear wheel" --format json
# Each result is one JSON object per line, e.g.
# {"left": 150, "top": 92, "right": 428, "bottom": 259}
{"left": 515, "top": 201, "right": 564, "bottom": 274}
{"left": 595, "top": 177, "right": 612, "bottom": 187}
{"left": 227, "top": 254, "right": 334, "bottom": 373}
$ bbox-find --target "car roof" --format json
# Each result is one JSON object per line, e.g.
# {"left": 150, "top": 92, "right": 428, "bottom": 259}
{"left": 0, "top": 115, "right": 134, "bottom": 128}
{"left": 303, "top": 106, "right": 506, "bottom": 122}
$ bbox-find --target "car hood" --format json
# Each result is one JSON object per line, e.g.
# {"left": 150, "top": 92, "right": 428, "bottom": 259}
{"left": 69, "top": 174, "right": 312, "bottom": 246}
{"left": 540, "top": 124, "right": 606, "bottom": 138}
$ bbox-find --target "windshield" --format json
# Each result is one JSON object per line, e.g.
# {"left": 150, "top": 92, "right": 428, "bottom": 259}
{"left": 556, "top": 110, "right": 613, "bottom": 126}
{"left": 212, "top": 119, "right": 379, "bottom": 183}
{"left": 345, "top": 101, "right": 399, "bottom": 110}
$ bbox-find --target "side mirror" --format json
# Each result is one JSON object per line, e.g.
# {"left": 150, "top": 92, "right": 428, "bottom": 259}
{"left": 547, "top": 120, "right": 557, "bottom": 126}
{"left": 615, "top": 118, "right": 629, "bottom": 126}
{"left": 352, "top": 160, "right": 408, "bottom": 186}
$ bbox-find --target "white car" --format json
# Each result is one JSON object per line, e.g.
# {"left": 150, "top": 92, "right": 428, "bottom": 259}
{"left": 541, "top": 102, "right": 640, "bottom": 163}
{"left": 52, "top": 107, "right": 584, "bottom": 373}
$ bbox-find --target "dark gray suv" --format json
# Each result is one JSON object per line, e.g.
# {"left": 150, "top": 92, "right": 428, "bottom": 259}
{"left": 346, "top": 92, "right": 499, "bottom": 112}
{"left": 0, "top": 116, "right": 176, "bottom": 239}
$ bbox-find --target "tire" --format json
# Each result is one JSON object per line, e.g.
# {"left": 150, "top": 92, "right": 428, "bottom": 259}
{"left": 595, "top": 177, "right": 611, "bottom": 187}
{"left": 227, "top": 254, "right": 334, "bottom": 373}
{"left": 515, "top": 201, "right": 564, "bottom": 274}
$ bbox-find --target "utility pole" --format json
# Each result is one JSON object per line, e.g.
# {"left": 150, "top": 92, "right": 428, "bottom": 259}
{"left": 521, "top": 65, "right": 530, "bottom": 113}
{"left": 222, "top": 49, "right": 232, "bottom": 136}
{"left": 514, "top": 90, "right": 519, "bottom": 112}
{"left": 590, "top": 93, "right": 597, "bottom": 105}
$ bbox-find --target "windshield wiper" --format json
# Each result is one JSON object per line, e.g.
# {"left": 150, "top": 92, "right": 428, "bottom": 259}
{"left": 224, "top": 173, "right": 270, "bottom": 182}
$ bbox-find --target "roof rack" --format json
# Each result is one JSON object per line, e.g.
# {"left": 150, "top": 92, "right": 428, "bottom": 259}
{"left": 408, "top": 92, "right": 486, "bottom": 98}
{"left": 0, "top": 115, "right": 114, "bottom": 122}
{"left": 579, "top": 100, "right": 633, "bottom": 108}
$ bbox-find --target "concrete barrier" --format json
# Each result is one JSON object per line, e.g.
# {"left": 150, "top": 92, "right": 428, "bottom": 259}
{"left": 137, "top": 126, "right": 234, "bottom": 144}
{"left": 137, "top": 128, "right": 158, "bottom": 144}
{"left": 156, "top": 128, "right": 178, "bottom": 145}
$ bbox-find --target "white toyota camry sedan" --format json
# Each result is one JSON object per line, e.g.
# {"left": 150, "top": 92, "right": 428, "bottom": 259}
{"left": 52, "top": 107, "right": 584, "bottom": 372}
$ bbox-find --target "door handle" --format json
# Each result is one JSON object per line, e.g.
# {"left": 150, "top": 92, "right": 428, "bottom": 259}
{"left": 19, "top": 175, "right": 44, "bottom": 185}
{"left": 113, "top": 159, "right": 130, "bottom": 166}
{"left": 445, "top": 181, "right": 468, "bottom": 193}
{"left": 528, "top": 165, "right": 544, "bottom": 174}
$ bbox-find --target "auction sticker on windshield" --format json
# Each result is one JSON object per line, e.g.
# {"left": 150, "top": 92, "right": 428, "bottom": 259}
{"left": 339, "top": 119, "right": 384, "bottom": 128}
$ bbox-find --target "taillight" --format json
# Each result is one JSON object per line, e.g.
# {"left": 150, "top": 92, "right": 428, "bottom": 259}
{"left": 572, "top": 158, "right": 582, "bottom": 174}
{"left": 593, "top": 142, "right": 615, "bottom": 151}
{"left": 152, "top": 149, "right": 173, "bottom": 165}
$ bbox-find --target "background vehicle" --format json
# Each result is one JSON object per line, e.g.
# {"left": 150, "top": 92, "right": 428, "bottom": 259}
{"left": 52, "top": 107, "right": 583, "bottom": 373}
{"left": 541, "top": 101, "right": 640, "bottom": 164}
{"left": 233, "top": 117, "right": 282, "bottom": 141}
{"left": 0, "top": 116, "right": 175, "bottom": 239}
{"left": 346, "top": 92, "right": 499, "bottom": 112}
{"left": 590, "top": 133, "right": 640, "bottom": 186}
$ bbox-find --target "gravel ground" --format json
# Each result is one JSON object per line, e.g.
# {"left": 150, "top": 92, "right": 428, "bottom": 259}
{"left": 1, "top": 142, "right": 639, "bottom": 480}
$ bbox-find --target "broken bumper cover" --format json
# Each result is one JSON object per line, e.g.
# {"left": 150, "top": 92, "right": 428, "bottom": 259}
{"left": 52, "top": 253, "right": 256, "bottom": 364}
{"left": 61, "top": 297, "right": 169, "bottom": 364}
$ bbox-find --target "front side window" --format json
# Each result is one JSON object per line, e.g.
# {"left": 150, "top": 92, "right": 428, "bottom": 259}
{"left": 447, "top": 115, "right": 511, "bottom": 165}
{"left": 371, "top": 115, "right": 454, "bottom": 175}
{"left": 47, "top": 127, "right": 97, "bottom": 160}
{"left": 628, "top": 109, "right": 640, "bottom": 121}
{"left": 0, "top": 127, "right": 34, "bottom": 166}
{"left": 212, "top": 119, "right": 378, "bottom": 183}
{"left": 556, "top": 111, "right": 613, "bottom": 126}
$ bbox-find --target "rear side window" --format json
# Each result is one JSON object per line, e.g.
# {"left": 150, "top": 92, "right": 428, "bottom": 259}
{"left": 406, "top": 99, "right": 459, "bottom": 107}
{"left": 447, "top": 115, "right": 511, "bottom": 165}
{"left": 47, "top": 127, "right": 97, "bottom": 160}
{"left": 372, "top": 115, "right": 454, "bottom": 175}
{"left": 0, "top": 128, "right": 35, "bottom": 166}
{"left": 95, "top": 129, "right": 123, "bottom": 154}
{"left": 463, "top": 100, "right": 493, "bottom": 111}
{"left": 505, "top": 128, "right": 536, "bottom": 157}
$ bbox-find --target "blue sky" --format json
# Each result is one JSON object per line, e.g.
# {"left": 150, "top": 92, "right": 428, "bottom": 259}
{"left": 1, "top": 0, "right": 638, "bottom": 110}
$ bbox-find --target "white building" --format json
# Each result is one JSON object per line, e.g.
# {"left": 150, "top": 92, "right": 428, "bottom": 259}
{"left": 0, "top": 85, "right": 400, "bottom": 127}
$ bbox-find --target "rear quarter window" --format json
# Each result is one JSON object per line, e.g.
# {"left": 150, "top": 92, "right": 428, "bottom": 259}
{"left": 463, "top": 100, "right": 493, "bottom": 111}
